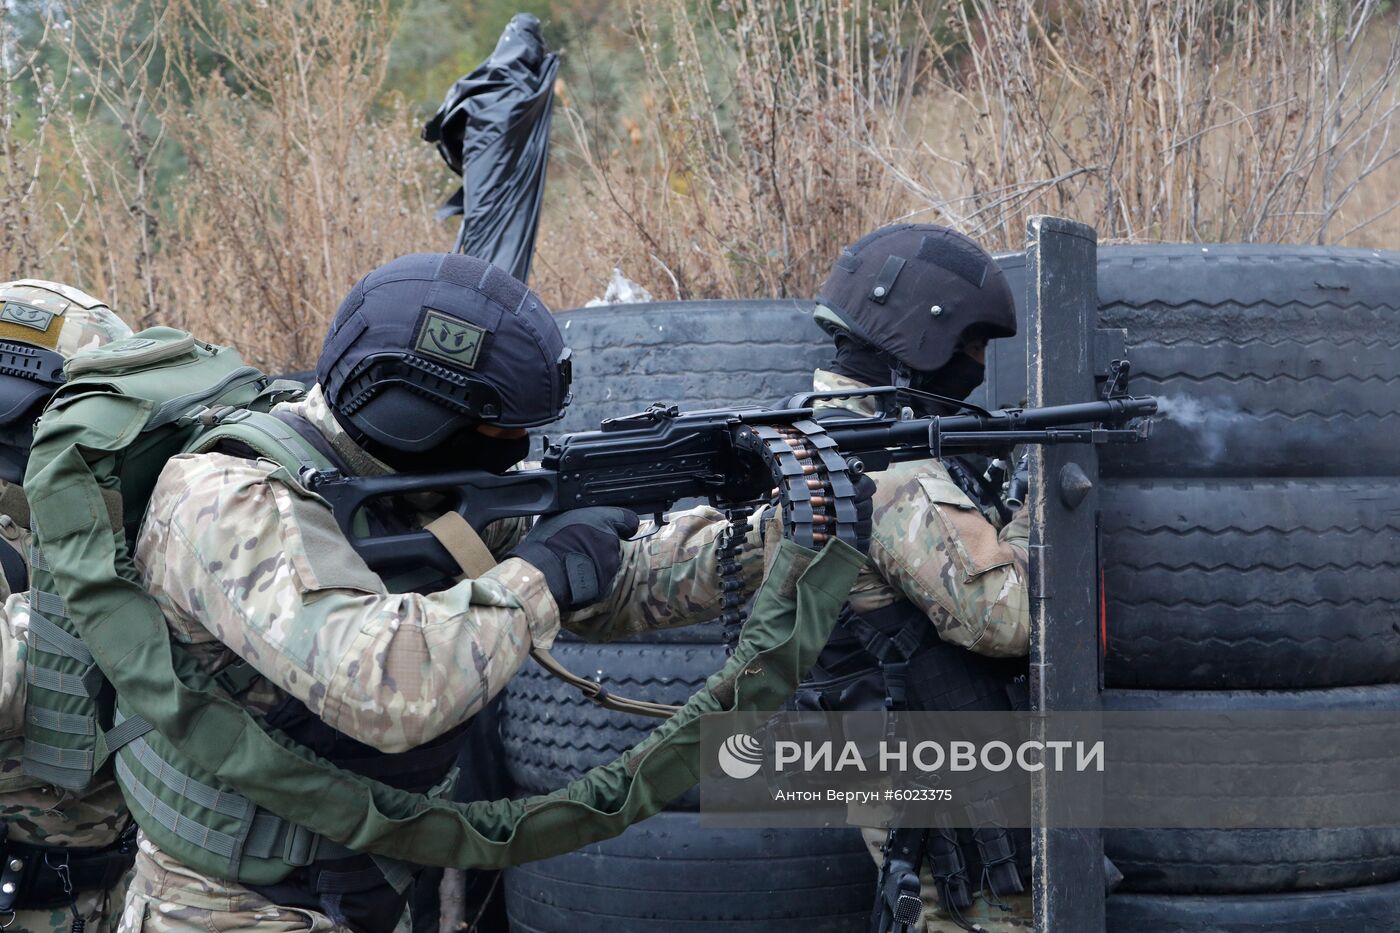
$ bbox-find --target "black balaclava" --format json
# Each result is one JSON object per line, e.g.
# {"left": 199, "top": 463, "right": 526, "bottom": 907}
{"left": 920, "top": 353, "right": 985, "bottom": 403}
{"left": 831, "top": 334, "right": 985, "bottom": 415}
{"left": 830, "top": 333, "right": 894, "bottom": 388}
{"left": 359, "top": 422, "right": 530, "bottom": 476}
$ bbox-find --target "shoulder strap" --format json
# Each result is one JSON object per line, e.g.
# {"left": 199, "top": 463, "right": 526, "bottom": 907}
{"left": 0, "top": 536, "right": 26, "bottom": 595}
{"left": 29, "top": 423, "right": 861, "bottom": 870}
{"left": 423, "top": 510, "right": 679, "bottom": 719}
{"left": 0, "top": 484, "right": 30, "bottom": 529}
{"left": 188, "top": 409, "right": 334, "bottom": 478}
{"left": 423, "top": 513, "right": 496, "bottom": 578}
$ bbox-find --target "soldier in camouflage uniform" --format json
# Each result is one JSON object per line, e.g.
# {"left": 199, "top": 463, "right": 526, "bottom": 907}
{"left": 116, "top": 254, "right": 872, "bottom": 932}
{"left": 797, "top": 226, "right": 1032, "bottom": 933}
{"left": 0, "top": 280, "right": 134, "bottom": 933}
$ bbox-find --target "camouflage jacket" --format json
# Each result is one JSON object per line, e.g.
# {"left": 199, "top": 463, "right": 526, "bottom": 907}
{"left": 133, "top": 385, "right": 766, "bottom": 753}
{"left": 815, "top": 370, "right": 1030, "bottom": 657}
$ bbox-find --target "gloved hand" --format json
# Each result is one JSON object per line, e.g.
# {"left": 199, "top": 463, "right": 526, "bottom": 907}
{"left": 509, "top": 507, "right": 641, "bottom": 611}
{"left": 1006, "top": 453, "right": 1030, "bottom": 511}
{"left": 850, "top": 472, "right": 877, "bottom": 554}
{"left": 811, "top": 471, "right": 878, "bottom": 554}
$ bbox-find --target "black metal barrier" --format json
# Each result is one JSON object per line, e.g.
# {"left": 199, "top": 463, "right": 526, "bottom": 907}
{"left": 1025, "top": 216, "right": 1108, "bottom": 931}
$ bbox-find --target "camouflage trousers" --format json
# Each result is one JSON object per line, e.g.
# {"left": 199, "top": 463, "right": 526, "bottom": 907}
{"left": 6, "top": 876, "right": 126, "bottom": 933}
{"left": 117, "top": 836, "right": 344, "bottom": 933}
{"left": 1, "top": 779, "right": 132, "bottom": 933}
{"left": 860, "top": 827, "right": 1034, "bottom": 933}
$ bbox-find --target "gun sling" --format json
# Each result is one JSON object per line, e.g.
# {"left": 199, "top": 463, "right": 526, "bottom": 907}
{"left": 423, "top": 509, "right": 680, "bottom": 719}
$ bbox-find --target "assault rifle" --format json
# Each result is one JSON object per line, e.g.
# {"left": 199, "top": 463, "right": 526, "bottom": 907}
{"left": 304, "top": 368, "right": 1157, "bottom": 579}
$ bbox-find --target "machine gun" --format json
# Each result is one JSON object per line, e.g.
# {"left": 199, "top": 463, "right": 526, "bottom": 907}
{"left": 304, "top": 376, "right": 1156, "bottom": 579}
{"left": 303, "top": 368, "right": 1153, "bottom": 718}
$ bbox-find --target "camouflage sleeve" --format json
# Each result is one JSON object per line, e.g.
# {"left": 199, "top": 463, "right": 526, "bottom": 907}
{"left": 0, "top": 513, "right": 28, "bottom": 603}
{"left": 135, "top": 452, "right": 562, "bottom": 754}
{"left": 866, "top": 462, "right": 1030, "bottom": 658}
{"left": 560, "top": 505, "right": 768, "bottom": 641}
{"left": 0, "top": 594, "right": 27, "bottom": 737}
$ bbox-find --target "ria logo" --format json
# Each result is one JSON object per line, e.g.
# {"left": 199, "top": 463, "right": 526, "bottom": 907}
{"left": 718, "top": 733, "right": 764, "bottom": 780}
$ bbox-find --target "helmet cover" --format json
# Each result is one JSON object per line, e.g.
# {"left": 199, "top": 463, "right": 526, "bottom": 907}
{"left": 815, "top": 224, "right": 1017, "bottom": 373}
{"left": 0, "top": 279, "right": 133, "bottom": 482}
{"left": 317, "top": 253, "right": 572, "bottom": 453}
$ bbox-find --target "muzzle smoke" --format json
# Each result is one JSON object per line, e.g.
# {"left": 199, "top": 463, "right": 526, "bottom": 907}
{"left": 1153, "top": 394, "right": 1244, "bottom": 462}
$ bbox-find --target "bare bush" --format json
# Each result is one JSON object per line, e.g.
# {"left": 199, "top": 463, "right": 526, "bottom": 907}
{"left": 898, "top": 0, "right": 1400, "bottom": 249}
{"left": 549, "top": 0, "right": 1400, "bottom": 305}
{"left": 0, "top": 11, "right": 72, "bottom": 280}
{"left": 44, "top": 0, "right": 175, "bottom": 328}
{"left": 4, "top": 0, "right": 1397, "bottom": 363}
{"left": 2, "top": 0, "right": 444, "bottom": 371}
{"left": 543, "top": 0, "right": 915, "bottom": 305}
{"left": 161, "top": 0, "right": 442, "bottom": 370}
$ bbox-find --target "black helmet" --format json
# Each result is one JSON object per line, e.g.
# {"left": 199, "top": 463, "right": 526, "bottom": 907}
{"left": 317, "top": 253, "right": 572, "bottom": 455}
{"left": 814, "top": 224, "right": 1016, "bottom": 375}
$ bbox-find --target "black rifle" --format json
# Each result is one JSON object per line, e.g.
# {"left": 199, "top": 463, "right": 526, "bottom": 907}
{"left": 304, "top": 383, "right": 1156, "bottom": 579}
{"left": 304, "top": 376, "right": 1153, "bottom": 720}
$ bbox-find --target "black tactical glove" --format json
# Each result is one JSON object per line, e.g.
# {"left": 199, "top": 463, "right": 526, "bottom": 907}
{"left": 509, "top": 507, "right": 641, "bottom": 611}
{"left": 851, "top": 472, "right": 877, "bottom": 554}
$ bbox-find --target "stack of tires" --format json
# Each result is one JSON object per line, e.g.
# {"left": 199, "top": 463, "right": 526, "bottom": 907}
{"left": 499, "top": 246, "right": 1400, "bottom": 931}
{"left": 1081, "top": 245, "right": 1400, "bottom": 930}
{"left": 501, "top": 301, "right": 875, "bottom": 932}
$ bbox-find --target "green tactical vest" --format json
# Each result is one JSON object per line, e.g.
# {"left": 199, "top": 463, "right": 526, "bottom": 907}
{"left": 20, "top": 328, "right": 305, "bottom": 791}
{"left": 24, "top": 327, "right": 864, "bottom": 881}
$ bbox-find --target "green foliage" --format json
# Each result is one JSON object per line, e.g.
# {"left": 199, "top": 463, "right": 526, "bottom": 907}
{"left": 386, "top": 0, "right": 578, "bottom": 115}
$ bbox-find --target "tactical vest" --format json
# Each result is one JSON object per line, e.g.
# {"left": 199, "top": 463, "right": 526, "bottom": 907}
{"left": 20, "top": 340, "right": 469, "bottom": 928}
{"left": 23, "top": 327, "right": 864, "bottom": 883}
{"left": 118, "top": 408, "right": 467, "bottom": 930}
{"left": 798, "top": 600, "right": 1032, "bottom": 916}
{"left": 20, "top": 330, "right": 300, "bottom": 793}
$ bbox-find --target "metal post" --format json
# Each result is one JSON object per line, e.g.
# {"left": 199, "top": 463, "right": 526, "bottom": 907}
{"left": 1023, "top": 216, "right": 1106, "bottom": 932}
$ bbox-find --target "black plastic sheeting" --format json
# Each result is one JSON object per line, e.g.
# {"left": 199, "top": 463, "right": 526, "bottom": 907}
{"left": 423, "top": 13, "right": 560, "bottom": 284}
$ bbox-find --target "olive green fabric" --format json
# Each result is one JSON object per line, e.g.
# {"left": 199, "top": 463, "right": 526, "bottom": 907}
{"left": 25, "top": 342, "right": 863, "bottom": 870}
{"left": 21, "top": 328, "right": 273, "bottom": 791}
{"left": 32, "top": 436, "right": 857, "bottom": 868}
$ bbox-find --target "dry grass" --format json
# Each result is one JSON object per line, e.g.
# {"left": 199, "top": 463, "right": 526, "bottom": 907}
{"left": 159, "top": 0, "right": 441, "bottom": 368}
{"left": 0, "top": 0, "right": 444, "bottom": 371}
{"left": 2, "top": 0, "right": 1397, "bottom": 366}
{"left": 546, "top": 0, "right": 1400, "bottom": 305}
{"left": 899, "top": 0, "right": 1400, "bottom": 250}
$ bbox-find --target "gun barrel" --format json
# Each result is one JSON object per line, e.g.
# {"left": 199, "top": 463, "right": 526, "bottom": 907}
{"left": 822, "top": 395, "right": 1157, "bottom": 457}
{"left": 937, "top": 395, "right": 1157, "bottom": 433}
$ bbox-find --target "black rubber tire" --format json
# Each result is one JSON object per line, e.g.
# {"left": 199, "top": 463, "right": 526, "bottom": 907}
{"left": 547, "top": 299, "right": 828, "bottom": 440}
{"left": 1103, "top": 685, "right": 1400, "bottom": 894}
{"left": 503, "top": 811, "right": 874, "bottom": 932}
{"left": 1091, "top": 244, "right": 1400, "bottom": 480}
{"left": 1100, "top": 477, "right": 1400, "bottom": 689}
{"left": 501, "top": 640, "right": 724, "bottom": 807}
{"left": 1106, "top": 880, "right": 1400, "bottom": 932}
{"left": 992, "top": 245, "right": 1400, "bottom": 477}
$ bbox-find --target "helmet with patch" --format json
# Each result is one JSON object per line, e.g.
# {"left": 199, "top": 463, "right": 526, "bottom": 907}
{"left": 0, "top": 280, "right": 133, "bottom": 483}
{"left": 814, "top": 224, "right": 1016, "bottom": 376}
{"left": 316, "top": 253, "right": 572, "bottom": 456}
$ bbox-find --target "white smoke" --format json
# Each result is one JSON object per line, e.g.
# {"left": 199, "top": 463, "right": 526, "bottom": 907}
{"left": 1153, "top": 393, "right": 1243, "bottom": 462}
